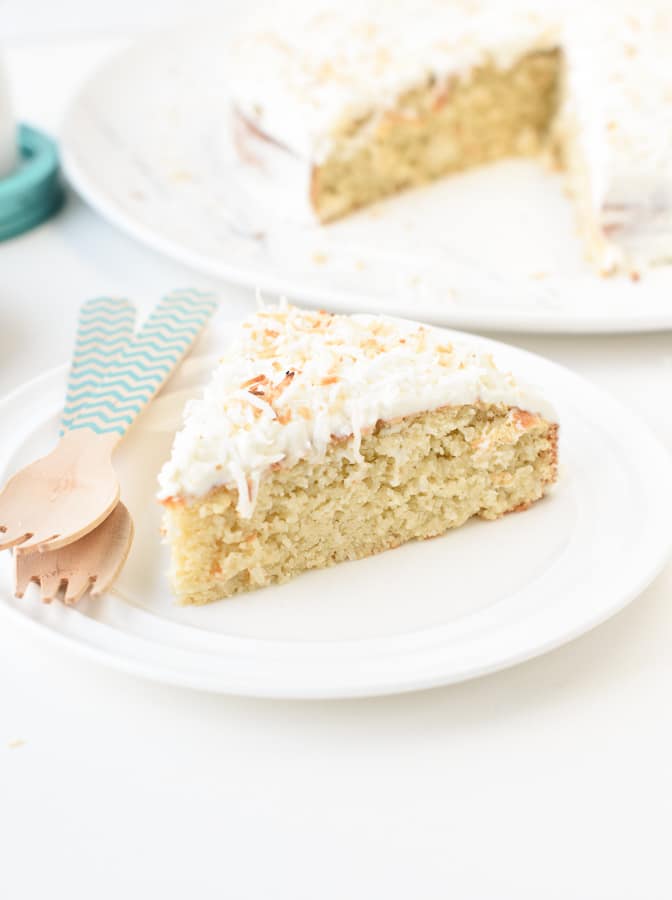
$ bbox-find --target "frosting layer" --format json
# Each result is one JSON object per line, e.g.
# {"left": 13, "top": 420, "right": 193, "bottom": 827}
{"left": 158, "top": 304, "right": 556, "bottom": 516}
{"left": 559, "top": 4, "right": 672, "bottom": 270}
{"left": 229, "top": 0, "right": 557, "bottom": 164}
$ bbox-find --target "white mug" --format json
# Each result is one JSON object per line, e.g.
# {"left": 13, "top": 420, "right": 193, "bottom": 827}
{"left": 0, "top": 52, "right": 16, "bottom": 178}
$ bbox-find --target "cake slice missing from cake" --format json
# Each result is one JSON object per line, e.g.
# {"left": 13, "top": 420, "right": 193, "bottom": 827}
{"left": 158, "top": 305, "right": 558, "bottom": 604}
{"left": 230, "top": 1, "right": 560, "bottom": 225}
{"left": 229, "top": 0, "right": 672, "bottom": 275}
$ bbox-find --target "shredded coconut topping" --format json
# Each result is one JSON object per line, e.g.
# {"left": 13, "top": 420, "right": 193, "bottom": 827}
{"left": 158, "top": 304, "right": 555, "bottom": 516}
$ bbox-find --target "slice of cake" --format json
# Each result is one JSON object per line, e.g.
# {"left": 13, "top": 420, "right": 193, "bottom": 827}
{"left": 158, "top": 305, "right": 558, "bottom": 604}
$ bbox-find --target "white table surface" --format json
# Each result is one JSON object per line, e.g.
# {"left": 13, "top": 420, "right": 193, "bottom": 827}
{"left": 2, "top": 36, "right": 672, "bottom": 900}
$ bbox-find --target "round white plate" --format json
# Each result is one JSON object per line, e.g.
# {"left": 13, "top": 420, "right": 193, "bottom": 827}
{"left": 1, "top": 319, "right": 671, "bottom": 698}
{"left": 61, "top": 28, "right": 672, "bottom": 335}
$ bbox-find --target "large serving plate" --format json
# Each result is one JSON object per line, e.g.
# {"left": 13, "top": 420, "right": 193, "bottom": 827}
{"left": 1, "top": 315, "right": 671, "bottom": 698}
{"left": 61, "top": 27, "right": 672, "bottom": 335}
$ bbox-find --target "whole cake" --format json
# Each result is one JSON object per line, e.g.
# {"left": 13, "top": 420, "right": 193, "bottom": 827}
{"left": 158, "top": 305, "right": 558, "bottom": 604}
{"left": 229, "top": 0, "right": 672, "bottom": 275}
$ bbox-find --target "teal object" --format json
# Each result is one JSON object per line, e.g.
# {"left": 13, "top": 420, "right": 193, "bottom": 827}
{"left": 0, "top": 123, "right": 64, "bottom": 241}
{"left": 60, "top": 297, "right": 138, "bottom": 434}
{"left": 66, "top": 290, "right": 218, "bottom": 436}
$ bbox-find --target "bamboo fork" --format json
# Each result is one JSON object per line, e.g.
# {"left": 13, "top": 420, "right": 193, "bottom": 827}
{"left": 0, "top": 289, "right": 217, "bottom": 555}
{"left": 14, "top": 501, "right": 134, "bottom": 604}
{"left": 13, "top": 297, "right": 137, "bottom": 603}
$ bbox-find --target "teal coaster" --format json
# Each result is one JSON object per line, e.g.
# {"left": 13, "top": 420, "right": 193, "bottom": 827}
{"left": 0, "top": 123, "right": 64, "bottom": 241}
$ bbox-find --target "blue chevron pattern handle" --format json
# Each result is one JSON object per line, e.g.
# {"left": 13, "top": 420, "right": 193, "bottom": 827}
{"left": 67, "top": 289, "right": 218, "bottom": 436}
{"left": 61, "top": 297, "right": 137, "bottom": 434}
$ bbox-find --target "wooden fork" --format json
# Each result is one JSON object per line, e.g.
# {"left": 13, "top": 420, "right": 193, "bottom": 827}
{"left": 0, "top": 289, "right": 217, "bottom": 554}
{"left": 12, "top": 297, "right": 137, "bottom": 603}
{"left": 14, "top": 501, "right": 134, "bottom": 604}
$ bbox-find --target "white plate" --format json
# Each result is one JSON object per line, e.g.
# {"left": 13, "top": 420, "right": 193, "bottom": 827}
{"left": 1, "top": 317, "right": 671, "bottom": 698}
{"left": 61, "top": 28, "right": 672, "bottom": 335}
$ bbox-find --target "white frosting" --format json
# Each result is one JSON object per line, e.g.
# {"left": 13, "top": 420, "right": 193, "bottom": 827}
{"left": 158, "top": 304, "right": 555, "bottom": 517}
{"left": 559, "top": 4, "right": 672, "bottom": 270}
{"left": 228, "top": 0, "right": 558, "bottom": 164}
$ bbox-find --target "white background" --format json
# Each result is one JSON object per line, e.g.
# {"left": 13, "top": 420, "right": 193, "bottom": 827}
{"left": 2, "top": 7, "right": 672, "bottom": 899}
{"left": 0, "top": 1, "right": 245, "bottom": 40}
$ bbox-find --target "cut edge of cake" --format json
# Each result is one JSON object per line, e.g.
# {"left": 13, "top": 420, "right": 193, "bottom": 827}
{"left": 162, "top": 404, "right": 558, "bottom": 604}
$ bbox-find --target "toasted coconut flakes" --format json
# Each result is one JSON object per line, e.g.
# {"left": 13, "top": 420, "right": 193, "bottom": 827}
{"left": 512, "top": 409, "right": 537, "bottom": 428}
{"left": 242, "top": 374, "right": 267, "bottom": 388}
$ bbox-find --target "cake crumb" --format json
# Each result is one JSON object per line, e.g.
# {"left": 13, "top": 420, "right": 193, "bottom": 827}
{"left": 7, "top": 738, "right": 26, "bottom": 750}
{"left": 312, "top": 252, "right": 328, "bottom": 265}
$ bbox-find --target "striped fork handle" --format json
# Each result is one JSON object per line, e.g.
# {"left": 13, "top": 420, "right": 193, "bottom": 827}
{"left": 66, "top": 289, "right": 218, "bottom": 437}
{"left": 61, "top": 297, "right": 137, "bottom": 434}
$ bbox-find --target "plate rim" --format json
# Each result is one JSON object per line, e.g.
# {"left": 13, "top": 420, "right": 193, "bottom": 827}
{"left": 1, "top": 330, "right": 671, "bottom": 698}
{"left": 59, "top": 30, "right": 672, "bottom": 337}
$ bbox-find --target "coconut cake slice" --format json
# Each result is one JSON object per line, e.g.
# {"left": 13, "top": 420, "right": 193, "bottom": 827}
{"left": 158, "top": 305, "right": 558, "bottom": 604}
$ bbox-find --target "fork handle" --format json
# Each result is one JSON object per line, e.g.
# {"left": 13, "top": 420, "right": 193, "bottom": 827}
{"left": 61, "top": 297, "right": 137, "bottom": 434}
{"left": 67, "top": 289, "right": 218, "bottom": 438}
